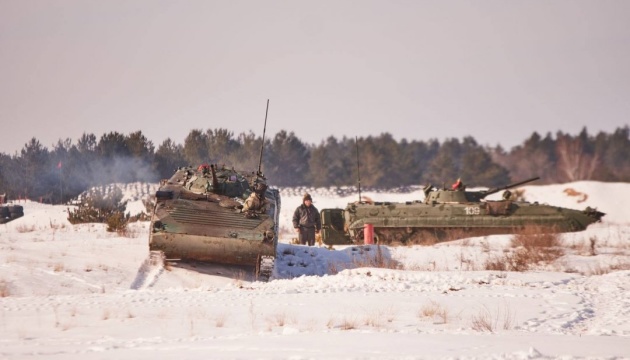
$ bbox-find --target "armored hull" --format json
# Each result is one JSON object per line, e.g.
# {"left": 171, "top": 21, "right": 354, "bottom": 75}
{"left": 149, "top": 165, "right": 280, "bottom": 280}
{"left": 0, "top": 205, "right": 24, "bottom": 224}
{"left": 321, "top": 177, "right": 604, "bottom": 245}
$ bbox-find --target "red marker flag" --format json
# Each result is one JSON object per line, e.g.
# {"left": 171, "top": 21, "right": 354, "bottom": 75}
{"left": 57, "top": 161, "right": 62, "bottom": 169}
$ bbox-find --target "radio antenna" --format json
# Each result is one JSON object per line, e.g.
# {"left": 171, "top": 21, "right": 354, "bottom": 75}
{"left": 355, "top": 136, "right": 362, "bottom": 202}
{"left": 257, "top": 99, "right": 269, "bottom": 178}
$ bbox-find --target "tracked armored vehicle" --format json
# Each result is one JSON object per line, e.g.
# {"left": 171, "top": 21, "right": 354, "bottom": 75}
{"left": 148, "top": 164, "right": 280, "bottom": 280}
{"left": 0, "top": 204, "right": 24, "bottom": 224}
{"left": 148, "top": 100, "right": 279, "bottom": 281}
{"left": 320, "top": 177, "right": 605, "bottom": 246}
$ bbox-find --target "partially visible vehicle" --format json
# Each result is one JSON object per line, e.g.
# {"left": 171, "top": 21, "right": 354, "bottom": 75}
{"left": 320, "top": 177, "right": 605, "bottom": 245}
{"left": 0, "top": 205, "right": 24, "bottom": 224}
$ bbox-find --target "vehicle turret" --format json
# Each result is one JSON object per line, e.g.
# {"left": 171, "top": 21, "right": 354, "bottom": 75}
{"left": 423, "top": 176, "right": 541, "bottom": 204}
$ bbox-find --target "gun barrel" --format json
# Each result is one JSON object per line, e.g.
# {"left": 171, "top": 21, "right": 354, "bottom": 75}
{"left": 484, "top": 176, "right": 540, "bottom": 196}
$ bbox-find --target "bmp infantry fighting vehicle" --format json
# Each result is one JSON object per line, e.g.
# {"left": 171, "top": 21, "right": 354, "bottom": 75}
{"left": 148, "top": 164, "right": 280, "bottom": 280}
{"left": 148, "top": 100, "right": 280, "bottom": 281}
{"left": 0, "top": 204, "right": 24, "bottom": 224}
{"left": 320, "top": 177, "right": 605, "bottom": 246}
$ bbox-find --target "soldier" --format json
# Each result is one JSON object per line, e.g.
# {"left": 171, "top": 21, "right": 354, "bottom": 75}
{"left": 242, "top": 182, "right": 269, "bottom": 213}
{"left": 451, "top": 178, "right": 465, "bottom": 191}
{"left": 292, "top": 193, "right": 321, "bottom": 246}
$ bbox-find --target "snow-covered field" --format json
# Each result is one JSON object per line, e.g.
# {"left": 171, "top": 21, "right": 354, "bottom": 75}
{"left": 1, "top": 182, "right": 629, "bottom": 359}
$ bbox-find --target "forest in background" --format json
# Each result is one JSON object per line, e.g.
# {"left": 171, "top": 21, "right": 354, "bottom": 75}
{"left": 0, "top": 126, "right": 628, "bottom": 204}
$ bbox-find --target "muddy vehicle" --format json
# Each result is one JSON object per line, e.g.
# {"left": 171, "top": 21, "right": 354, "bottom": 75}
{"left": 148, "top": 100, "right": 280, "bottom": 281}
{"left": 148, "top": 164, "right": 280, "bottom": 280}
{"left": 320, "top": 177, "right": 605, "bottom": 245}
{"left": 0, "top": 205, "right": 24, "bottom": 224}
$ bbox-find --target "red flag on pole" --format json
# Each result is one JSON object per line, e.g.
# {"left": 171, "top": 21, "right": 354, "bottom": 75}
{"left": 57, "top": 161, "right": 62, "bottom": 169}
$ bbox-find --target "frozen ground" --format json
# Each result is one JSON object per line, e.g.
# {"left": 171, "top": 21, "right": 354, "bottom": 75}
{"left": 0, "top": 181, "right": 629, "bottom": 359}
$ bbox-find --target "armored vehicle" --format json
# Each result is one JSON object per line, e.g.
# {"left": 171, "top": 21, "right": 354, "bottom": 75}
{"left": 320, "top": 177, "right": 605, "bottom": 245}
{"left": 1, "top": 192, "right": 24, "bottom": 224}
{"left": 148, "top": 100, "right": 279, "bottom": 281}
{"left": 0, "top": 205, "right": 24, "bottom": 224}
{"left": 149, "top": 164, "right": 280, "bottom": 280}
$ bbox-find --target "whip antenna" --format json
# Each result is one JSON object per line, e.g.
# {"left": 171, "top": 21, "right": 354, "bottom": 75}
{"left": 257, "top": 99, "right": 269, "bottom": 178}
{"left": 355, "top": 136, "right": 362, "bottom": 202}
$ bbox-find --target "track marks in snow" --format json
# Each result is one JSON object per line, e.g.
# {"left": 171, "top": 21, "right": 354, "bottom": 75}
{"left": 130, "top": 251, "right": 165, "bottom": 290}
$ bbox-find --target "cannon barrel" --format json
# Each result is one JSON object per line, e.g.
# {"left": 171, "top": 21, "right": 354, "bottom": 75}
{"left": 483, "top": 176, "right": 540, "bottom": 197}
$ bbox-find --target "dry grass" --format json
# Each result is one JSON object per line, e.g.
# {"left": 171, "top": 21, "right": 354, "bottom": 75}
{"left": 15, "top": 224, "right": 36, "bottom": 233}
{"left": 589, "top": 237, "right": 597, "bottom": 256}
{"left": 485, "top": 226, "right": 564, "bottom": 272}
{"left": 49, "top": 220, "right": 66, "bottom": 230}
{"left": 419, "top": 301, "right": 441, "bottom": 318}
{"left": 418, "top": 300, "right": 449, "bottom": 324}
{"left": 584, "top": 262, "right": 630, "bottom": 276}
{"left": 340, "top": 316, "right": 358, "bottom": 330}
{"left": 456, "top": 249, "right": 478, "bottom": 271}
{"left": 567, "top": 236, "right": 598, "bottom": 256}
{"left": 118, "top": 226, "right": 140, "bottom": 238}
{"left": 0, "top": 280, "right": 10, "bottom": 297}
{"left": 351, "top": 245, "right": 402, "bottom": 270}
{"left": 363, "top": 312, "right": 385, "bottom": 328}
{"left": 267, "top": 312, "right": 293, "bottom": 327}
{"left": 326, "top": 317, "right": 336, "bottom": 329}
{"left": 471, "top": 307, "right": 494, "bottom": 332}
{"left": 405, "top": 228, "right": 472, "bottom": 246}
{"left": 471, "top": 303, "right": 515, "bottom": 332}
{"left": 53, "top": 263, "right": 65, "bottom": 272}
{"left": 214, "top": 313, "right": 227, "bottom": 327}
{"left": 480, "top": 239, "right": 491, "bottom": 253}
{"left": 189, "top": 319, "right": 196, "bottom": 337}
{"left": 324, "top": 315, "right": 360, "bottom": 330}
{"left": 364, "top": 307, "right": 397, "bottom": 328}
{"left": 328, "top": 261, "right": 348, "bottom": 275}
{"left": 249, "top": 300, "right": 257, "bottom": 330}
{"left": 512, "top": 226, "right": 560, "bottom": 248}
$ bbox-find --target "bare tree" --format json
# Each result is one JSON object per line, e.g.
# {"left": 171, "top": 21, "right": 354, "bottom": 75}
{"left": 555, "top": 133, "right": 600, "bottom": 182}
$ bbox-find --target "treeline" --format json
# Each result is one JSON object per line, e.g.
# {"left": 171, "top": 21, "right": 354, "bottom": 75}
{"left": 0, "top": 126, "right": 628, "bottom": 204}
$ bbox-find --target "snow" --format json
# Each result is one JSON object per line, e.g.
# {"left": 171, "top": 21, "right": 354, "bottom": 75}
{"left": 1, "top": 181, "right": 629, "bottom": 359}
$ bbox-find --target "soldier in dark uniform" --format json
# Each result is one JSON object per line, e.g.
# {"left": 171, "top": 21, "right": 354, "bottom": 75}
{"left": 292, "top": 193, "right": 321, "bottom": 246}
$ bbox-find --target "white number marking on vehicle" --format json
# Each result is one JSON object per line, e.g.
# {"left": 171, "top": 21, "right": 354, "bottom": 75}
{"left": 464, "top": 206, "right": 480, "bottom": 215}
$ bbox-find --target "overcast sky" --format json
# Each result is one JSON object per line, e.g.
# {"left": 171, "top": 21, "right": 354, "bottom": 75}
{"left": 1, "top": 1, "right": 629, "bottom": 155}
